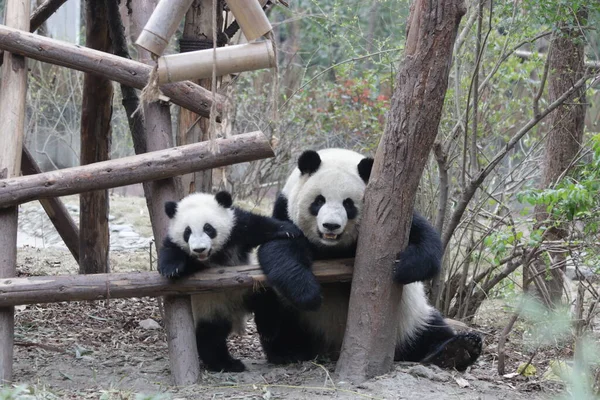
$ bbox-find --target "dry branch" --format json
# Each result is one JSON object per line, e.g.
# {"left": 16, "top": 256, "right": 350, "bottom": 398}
{"left": 0, "top": 131, "right": 273, "bottom": 208}
{"left": 0, "top": 260, "right": 353, "bottom": 307}
{"left": 0, "top": 24, "right": 225, "bottom": 119}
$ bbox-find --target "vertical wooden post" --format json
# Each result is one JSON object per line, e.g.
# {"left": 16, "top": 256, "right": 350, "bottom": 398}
{"left": 132, "top": 0, "right": 200, "bottom": 385}
{"left": 177, "top": 0, "right": 224, "bottom": 194}
{"left": 336, "top": 0, "right": 466, "bottom": 382}
{"left": 79, "top": 0, "right": 113, "bottom": 274}
{"left": 0, "top": 0, "right": 30, "bottom": 384}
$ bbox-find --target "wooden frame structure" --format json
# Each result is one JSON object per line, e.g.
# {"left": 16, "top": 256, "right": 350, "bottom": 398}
{"left": 0, "top": 0, "right": 337, "bottom": 387}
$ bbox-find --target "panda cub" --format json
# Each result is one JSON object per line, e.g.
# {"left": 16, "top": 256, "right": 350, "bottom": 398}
{"left": 255, "top": 148, "right": 482, "bottom": 371}
{"left": 158, "top": 191, "right": 300, "bottom": 372}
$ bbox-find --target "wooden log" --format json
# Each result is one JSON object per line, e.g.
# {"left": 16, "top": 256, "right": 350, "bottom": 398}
{"left": 133, "top": 0, "right": 199, "bottom": 385}
{"left": 0, "top": 24, "right": 225, "bottom": 119}
{"left": 0, "top": 131, "right": 273, "bottom": 208}
{"left": 79, "top": 0, "right": 113, "bottom": 275}
{"left": 225, "top": 0, "right": 272, "bottom": 41}
{"left": 135, "top": 0, "right": 195, "bottom": 56}
{"left": 21, "top": 148, "right": 80, "bottom": 263}
{"left": 0, "top": 260, "right": 354, "bottom": 307}
{"left": 0, "top": 0, "right": 30, "bottom": 384}
{"left": 158, "top": 41, "right": 276, "bottom": 83}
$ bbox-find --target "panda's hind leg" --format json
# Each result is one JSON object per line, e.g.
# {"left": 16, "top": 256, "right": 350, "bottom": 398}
{"left": 395, "top": 310, "right": 482, "bottom": 371}
{"left": 195, "top": 316, "right": 245, "bottom": 372}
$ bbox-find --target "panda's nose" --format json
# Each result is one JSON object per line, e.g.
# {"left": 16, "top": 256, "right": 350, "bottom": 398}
{"left": 192, "top": 247, "right": 207, "bottom": 253}
{"left": 323, "top": 223, "right": 341, "bottom": 231}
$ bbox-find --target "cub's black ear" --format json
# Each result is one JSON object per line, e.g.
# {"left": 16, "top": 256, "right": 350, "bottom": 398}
{"left": 357, "top": 157, "right": 374, "bottom": 183}
{"left": 298, "top": 150, "right": 321, "bottom": 175}
{"left": 215, "top": 191, "right": 233, "bottom": 208}
{"left": 165, "top": 201, "right": 178, "bottom": 219}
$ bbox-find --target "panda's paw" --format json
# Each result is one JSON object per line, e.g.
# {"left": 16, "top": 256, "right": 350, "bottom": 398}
{"left": 273, "top": 221, "right": 304, "bottom": 240}
{"left": 421, "top": 332, "right": 483, "bottom": 371}
{"left": 392, "top": 246, "right": 439, "bottom": 284}
{"left": 206, "top": 358, "right": 246, "bottom": 373}
{"left": 158, "top": 260, "right": 187, "bottom": 279}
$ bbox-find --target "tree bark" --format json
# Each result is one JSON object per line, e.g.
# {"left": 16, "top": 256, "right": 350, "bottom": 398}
{"left": 532, "top": 11, "right": 587, "bottom": 306}
{"left": 0, "top": 259, "right": 353, "bottom": 307}
{"left": 0, "top": 24, "right": 225, "bottom": 118}
{"left": 79, "top": 0, "right": 113, "bottom": 274}
{"left": 21, "top": 147, "right": 80, "bottom": 263}
{"left": 0, "top": 0, "right": 30, "bottom": 384}
{"left": 0, "top": 132, "right": 273, "bottom": 208}
{"left": 335, "top": 0, "right": 465, "bottom": 382}
{"left": 177, "top": 0, "right": 224, "bottom": 194}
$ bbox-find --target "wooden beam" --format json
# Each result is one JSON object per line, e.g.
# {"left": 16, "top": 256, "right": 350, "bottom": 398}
{"left": 0, "top": 24, "right": 225, "bottom": 119}
{"left": 20, "top": 147, "right": 80, "bottom": 263}
{"left": 30, "top": 0, "right": 69, "bottom": 32}
{"left": 79, "top": 0, "right": 113, "bottom": 275}
{"left": 0, "top": 260, "right": 354, "bottom": 307}
{"left": 0, "top": 131, "right": 273, "bottom": 208}
{"left": 0, "top": 0, "right": 30, "bottom": 384}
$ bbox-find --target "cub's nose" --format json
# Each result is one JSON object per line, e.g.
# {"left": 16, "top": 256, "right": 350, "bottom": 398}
{"left": 192, "top": 247, "right": 207, "bottom": 253}
{"left": 322, "top": 223, "right": 341, "bottom": 231}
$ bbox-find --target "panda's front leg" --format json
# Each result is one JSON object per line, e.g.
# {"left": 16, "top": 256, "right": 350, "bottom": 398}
{"left": 393, "top": 213, "right": 443, "bottom": 284}
{"left": 195, "top": 316, "right": 246, "bottom": 372}
{"left": 158, "top": 237, "right": 203, "bottom": 279}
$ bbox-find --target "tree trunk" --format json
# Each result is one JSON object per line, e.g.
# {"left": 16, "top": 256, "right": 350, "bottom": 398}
{"left": 335, "top": 0, "right": 465, "bottom": 382}
{"left": 79, "top": 0, "right": 113, "bottom": 274}
{"left": 0, "top": 0, "right": 30, "bottom": 384}
{"left": 177, "top": 0, "right": 224, "bottom": 194}
{"left": 531, "top": 10, "right": 587, "bottom": 306}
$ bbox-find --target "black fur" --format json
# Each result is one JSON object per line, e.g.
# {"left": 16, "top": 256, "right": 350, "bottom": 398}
{"left": 215, "top": 191, "right": 233, "bottom": 208}
{"left": 394, "top": 310, "right": 454, "bottom": 362}
{"left": 298, "top": 150, "right": 321, "bottom": 175}
{"left": 309, "top": 195, "right": 325, "bottom": 216}
{"left": 196, "top": 316, "right": 246, "bottom": 372}
{"left": 165, "top": 201, "right": 178, "bottom": 219}
{"left": 357, "top": 157, "right": 374, "bottom": 183}
{"left": 343, "top": 198, "right": 357, "bottom": 219}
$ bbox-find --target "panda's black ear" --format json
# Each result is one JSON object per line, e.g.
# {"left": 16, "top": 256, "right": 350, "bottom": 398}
{"left": 165, "top": 201, "right": 178, "bottom": 219}
{"left": 215, "top": 191, "right": 233, "bottom": 208}
{"left": 298, "top": 150, "right": 321, "bottom": 175}
{"left": 357, "top": 157, "right": 374, "bottom": 183}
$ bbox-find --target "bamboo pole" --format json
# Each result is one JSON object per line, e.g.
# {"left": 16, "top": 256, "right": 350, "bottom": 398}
{"left": 20, "top": 148, "right": 80, "bottom": 263}
{"left": 0, "top": 260, "right": 354, "bottom": 307}
{"left": 158, "top": 41, "right": 275, "bottom": 83}
{"left": 0, "top": 0, "right": 30, "bottom": 384}
{"left": 0, "top": 132, "right": 273, "bottom": 208}
{"left": 135, "top": 0, "right": 195, "bottom": 56}
{"left": 225, "top": 0, "right": 272, "bottom": 41}
{"left": 0, "top": 24, "right": 225, "bottom": 119}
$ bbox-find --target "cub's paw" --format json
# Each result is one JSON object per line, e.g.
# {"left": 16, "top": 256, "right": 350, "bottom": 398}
{"left": 421, "top": 332, "right": 483, "bottom": 371}
{"left": 392, "top": 250, "right": 418, "bottom": 284}
{"left": 158, "top": 259, "right": 187, "bottom": 279}
{"left": 206, "top": 358, "right": 246, "bottom": 373}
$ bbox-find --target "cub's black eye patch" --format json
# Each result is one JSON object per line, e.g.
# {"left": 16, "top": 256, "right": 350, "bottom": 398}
{"left": 309, "top": 195, "right": 326, "bottom": 216}
{"left": 183, "top": 226, "right": 192, "bottom": 242}
{"left": 204, "top": 223, "right": 217, "bottom": 239}
{"left": 343, "top": 198, "right": 357, "bottom": 219}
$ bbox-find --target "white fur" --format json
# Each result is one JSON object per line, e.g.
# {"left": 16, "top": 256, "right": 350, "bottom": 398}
{"left": 191, "top": 289, "right": 249, "bottom": 335}
{"left": 285, "top": 148, "right": 434, "bottom": 352}
{"left": 168, "top": 193, "right": 235, "bottom": 258}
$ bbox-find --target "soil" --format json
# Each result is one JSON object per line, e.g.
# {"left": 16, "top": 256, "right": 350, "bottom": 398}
{"left": 7, "top": 195, "right": 566, "bottom": 399}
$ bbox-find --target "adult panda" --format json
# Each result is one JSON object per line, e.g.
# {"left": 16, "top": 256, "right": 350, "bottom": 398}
{"left": 158, "top": 191, "right": 301, "bottom": 372}
{"left": 254, "top": 148, "right": 482, "bottom": 371}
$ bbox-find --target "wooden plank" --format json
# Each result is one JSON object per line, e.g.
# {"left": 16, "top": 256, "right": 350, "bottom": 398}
{"left": 0, "top": 24, "right": 225, "bottom": 119}
{"left": 0, "top": 0, "right": 30, "bottom": 384}
{"left": 0, "top": 260, "right": 354, "bottom": 307}
{"left": 0, "top": 131, "right": 273, "bottom": 208}
{"left": 20, "top": 147, "right": 80, "bottom": 263}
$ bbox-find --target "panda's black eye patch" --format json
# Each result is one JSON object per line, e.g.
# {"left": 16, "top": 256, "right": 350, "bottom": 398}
{"left": 343, "top": 198, "right": 357, "bottom": 219}
{"left": 183, "top": 226, "right": 192, "bottom": 242}
{"left": 309, "top": 195, "right": 326, "bottom": 216}
{"left": 204, "top": 223, "right": 217, "bottom": 239}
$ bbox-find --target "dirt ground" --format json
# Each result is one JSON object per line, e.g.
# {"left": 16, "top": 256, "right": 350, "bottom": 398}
{"left": 6, "top": 195, "right": 568, "bottom": 399}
